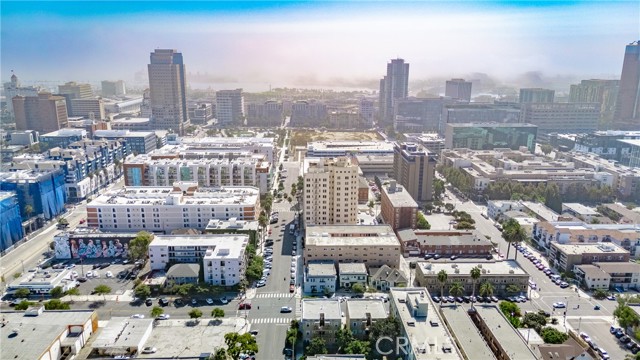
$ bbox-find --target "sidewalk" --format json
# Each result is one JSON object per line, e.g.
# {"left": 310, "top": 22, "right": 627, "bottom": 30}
{"left": 62, "top": 289, "right": 136, "bottom": 303}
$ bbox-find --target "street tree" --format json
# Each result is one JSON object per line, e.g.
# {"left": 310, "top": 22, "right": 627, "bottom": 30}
{"left": 212, "top": 308, "right": 225, "bottom": 318}
{"left": 305, "top": 337, "right": 328, "bottom": 356}
{"left": 44, "top": 299, "right": 70, "bottom": 310}
{"left": 449, "top": 282, "right": 465, "bottom": 302}
{"left": 502, "top": 218, "right": 526, "bottom": 259}
{"left": 14, "top": 288, "right": 30, "bottom": 298}
{"left": 93, "top": 284, "right": 112, "bottom": 300}
{"left": 224, "top": 332, "right": 259, "bottom": 360}
{"left": 151, "top": 306, "right": 164, "bottom": 318}
{"left": 506, "top": 284, "right": 522, "bottom": 295}
{"left": 540, "top": 327, "right": 568, "bottom": 344}
{"left": 189, "top": 308, "right": 203, "bottom": 320}
{"left": 351, "top": 283, "right": 366, "bottom": 294}
{"left": 128, "top": 231, "right": 153, "bottom": 261}
{"left": 134, "top": 284, "right": 151, "bottom": 299}
{"left": 417, "top": 212, "right": 431, "bottom": 230}
{"left": 49, "top": 286, "right": 64, "bottom": 299}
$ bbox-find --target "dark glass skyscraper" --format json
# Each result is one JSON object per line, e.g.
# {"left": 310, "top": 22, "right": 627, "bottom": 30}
{"left": 379, "top": 58, "right": 409, "bottom": 127}
{"left": 614, "top": 41, "right": 640, "bottom": 130}
{"left": 148, "top": 49, "right": 189, "bottom": 135}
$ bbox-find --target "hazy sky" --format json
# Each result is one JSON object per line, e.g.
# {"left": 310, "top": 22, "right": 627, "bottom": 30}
{"left": 1, "top": 1, "right": 638, "bottom": 90}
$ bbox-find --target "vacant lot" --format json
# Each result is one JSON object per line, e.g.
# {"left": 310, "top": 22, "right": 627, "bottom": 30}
{"left": 290, "top": 130, "right": 382, "bottom": 147}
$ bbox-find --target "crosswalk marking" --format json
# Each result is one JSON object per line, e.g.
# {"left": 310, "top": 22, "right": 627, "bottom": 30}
{"left": 255, "top": 292, "right": 295, "bottom": 299}
{"left": 250, "top": 317, "right": 293, "bottom": 324}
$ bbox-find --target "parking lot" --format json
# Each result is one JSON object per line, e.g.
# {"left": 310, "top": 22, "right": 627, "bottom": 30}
{"left": 55, "top": 259, "right": 142, "bottom": 295}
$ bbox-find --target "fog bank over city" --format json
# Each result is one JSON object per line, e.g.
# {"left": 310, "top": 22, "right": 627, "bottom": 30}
{"left": 1, "top": 1, "right": 637, "bottom": 91}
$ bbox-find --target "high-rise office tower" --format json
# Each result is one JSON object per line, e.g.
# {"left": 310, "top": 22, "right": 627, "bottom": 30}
{"left": 58, "top": 81, "right": 94, "bottom": 100}
{"left": 614, "top": 41, "right": 640, "bottom": 130}
{"left": 393, "top": 142, "right": 437, "bottom": 202}
{"left": 215, "top": 89, "right": 245, "bottom": 125}
{"left": 445, "top": 79, "right": 472, "bottom": 102}
{"left": 13, "top": 92, "right": 68, "bottom": 133}
{"left": 101, "top": 80, "right": 126, "bottom": 97}
{"left": 570, "top": 79, "right": 619, "bottom": 123}
{"left": 379, "top": 58, "right": 409, "bottom": 126}
{"left": 519, "top": 88, "right": 555, "bottom": 103}
{"left": 148, "top": 49, "right": 189, "bottom": 135}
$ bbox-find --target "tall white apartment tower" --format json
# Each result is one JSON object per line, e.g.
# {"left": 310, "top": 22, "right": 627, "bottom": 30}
{"left": 148, "top": 49, "right": 189, "bottom": 135}
{"left": 303, "top": 157, "right": 358, "bottom": 225}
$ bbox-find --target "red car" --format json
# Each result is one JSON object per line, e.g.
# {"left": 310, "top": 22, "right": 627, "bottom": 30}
{"left": 239, "top": 302, "right": 252, "bottom": 310}
{"left": 289, "top": 284, "right": 295, "bottom": 293}
{"left": 79, "top": 219, "right": 86, "bottom": 224}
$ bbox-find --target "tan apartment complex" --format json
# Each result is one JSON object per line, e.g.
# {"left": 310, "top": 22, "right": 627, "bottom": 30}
{"left": 415, "top": 261, "right": 529, "bottom": 297}
{"left": 304, "top": 225, "right": 401, "bottom": 267}
{"left": 549, "top": 242, "right": 630, "bottom": 273}
{"left": 303, "top": 157, "right": 358, "bottom": 225}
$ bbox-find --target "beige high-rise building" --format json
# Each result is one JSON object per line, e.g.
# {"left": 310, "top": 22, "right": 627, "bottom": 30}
{"left": 393, "top": 142, "right": 437, "bottom": 202}
{"left": 13, "top": 92, "right": 68, "bottom": 133}
{"left": 148, "top": 49, "right": 189, "bottom": 135}
{"left": 303, "top": 157, "right": 358, "bottom": 225}
{"left": 58, "top": 81, "right": 94, "bottom": 99}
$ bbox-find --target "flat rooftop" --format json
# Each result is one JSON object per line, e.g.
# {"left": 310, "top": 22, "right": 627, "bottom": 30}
{"left": 439, "top": 305, "right": 497, "bottom": 360}
{"left": 9, "top": 267, "right": 74, "bottom": 288}
{"left": 574, "top": 264, "right": 610, "bottom": 279}
{"left": 126, "top": 154, "right": 265, "bottom": 166}
{"left": 307, "top": 262, "right": 337, "bottom": 277}
{"left": 473, "top": 305, "right": 538, "bottom": 360}
{"left": 562, "top": 203, "right": 598, "bottom": 216}
{"left": 0, "top": 310, "right": 95, "bottom": 360}
{"left": 94, "top": 129, "right": 154, "bottom": 137}
{"left": 593, "top": 262, "right": 640, "bottom": 274}
{"left": 353, "top": 154, "right": 394, "bottom": 163}
{"left": 383, "top": 184, "right": 419, "bottom": 208}
{"left": 397, "top": 229, "right": 490, "bottom": 247}
{"left": 151, "top": 235, "right": 248, "bottom": 259}
{"left": 389, "top": 288, "right": 462, "bottom": 360}
{"left": 418, "top": 260, "right": 528, "bottom": 276}
{"left": 307, "top": 140, "right": 394, "bottom": 153}
{"left": 552, "top": 242, "right": 628, "bottom": 255}
{"left": 447, "top": 122, "right": 537, "bottom": 128}
{"left": 338, "top": 263, "right": 367, "bottom": 274}
{"left": 92, "top": 317, "right": 153, "bottom": 350}
{"left": 205, "top": 219, "right": 258, "bottom": 231}
{"left": 346, "top": 299, "right": 387, "bottom": 320}
{"left": 302, "top": 299, "right": 342, "bottom": 320}
{"left": 89, "top": 185, "right": 259, "bottom": 207}
{"left": 306, "top": 225, "right": 400, "bottom": 247}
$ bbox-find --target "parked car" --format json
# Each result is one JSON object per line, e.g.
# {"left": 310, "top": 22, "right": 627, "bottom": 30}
{"left": 206, "top": 298, "right": 214, "bottom": 305}
{"left": 159, "top": 298, "right": 169, "bottom": 306}
{"left": 220, "top": 297, "right": 228, "bottom": 304}
{"left": 130, "top": 314, "right": 145, "bottom": 319}
{"left": 289, "top": 284, "right": 295, "bottom": 292}
{"left": 156, "top": 314, "right": 170, "bottom": 320}
{"left": 142, "top": 347, "right": 157, "bottom": 354}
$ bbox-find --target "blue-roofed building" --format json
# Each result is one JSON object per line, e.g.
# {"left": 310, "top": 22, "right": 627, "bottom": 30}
{"left": 40, "top": 128, "right": 88, "bottom": 149}
{"left": 0, "top": 192, "right": 25, "bottom": 252}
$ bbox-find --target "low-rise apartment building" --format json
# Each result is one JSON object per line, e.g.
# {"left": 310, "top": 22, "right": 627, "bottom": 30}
{"left": 533, "top": 221, "right": 640, "bottom": 256}
{"left": 175, "top": 136, "right": 275, "bottom": 163}
{"left": 487, "top": 200, "right": 559, "bottom": 222}
{"left": 304, "top": 225, "right": 401, "bottom": 267}
{"left": 124, "top": 153, "right": 270, "bottom": 193}
{"left": 86, "top": 183, "right": 259, "bottom": 233}
{"left": 6, "top": 268, "right": 77, "bottom": 295}
{"left": 563, "top": 152, "right": 640, "bottom": 198}
{"left": 549, "top": 242, "right": 630, "bottom": 273}
{"left": 575, "top": 262, "right": 640, "bottom": 290}
{"left": 388, "top": 287, "right": 463, "bottom": 360}
{"left": 396, "top": 229, "right": 492, "bottom": 258}
{"left": 304, "top": 261, "right": 337, "bottom": 294}
{"left": 380, "top": 180, "right": 418, "bottom": 231}
{"left": 149, "top": 234, "right": 249, "bottom": 272}
{"left": 338, "top": 263, "right": 368, "bottom": 289}
{"left": 561, "top": 203, "right": 599, "bottom": 222}
{"left": 415, "top": 261, "right": 529, "bottom": 297}
{"left": 345, "top": 299, "right": 387, "bottom": 339}
{"left": 441, "top": 148, "right": 604, "bottom": 193}
{"left": 300, "top": 299, "right": 343, "bottom": 351}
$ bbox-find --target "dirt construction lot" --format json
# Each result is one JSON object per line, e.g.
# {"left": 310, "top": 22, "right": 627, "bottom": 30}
{"left": 289, "top": 130, "right": 382, "bottom": 147}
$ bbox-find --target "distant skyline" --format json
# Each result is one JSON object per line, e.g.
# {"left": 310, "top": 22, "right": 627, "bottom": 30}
{"left": 1, "top": 1, "right": 638, "bottom": 91}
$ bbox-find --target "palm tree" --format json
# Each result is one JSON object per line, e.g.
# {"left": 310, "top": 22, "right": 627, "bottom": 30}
{"left": 437, "top": 270, "right": 448, "bottom": 305}
{"left": 449, "top": 282, "right": 465, "bottom": 305}
{"left": 470, "top": 267, "right": 481, "bottom": 305}
{"left": 502, "top": 218, "right": 526, "bottom": 259}
{"left": 479, "top": 281, "right": 494, "bottom": 298}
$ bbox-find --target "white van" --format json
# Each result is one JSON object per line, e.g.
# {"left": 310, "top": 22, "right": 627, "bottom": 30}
{"left": 528, "top": 280, "right": 537, "bottom": 289}
{"left": 550, "top": 274, "right": 561, "bottom": 281}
